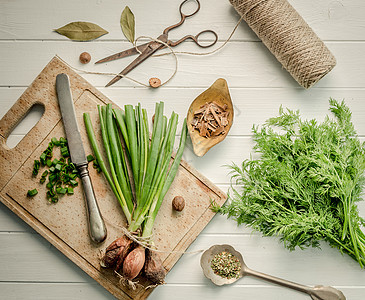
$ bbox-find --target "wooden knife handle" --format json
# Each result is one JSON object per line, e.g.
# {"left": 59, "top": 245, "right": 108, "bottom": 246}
{"left": 78, "top": 164, "right": 107, "bottom": 243}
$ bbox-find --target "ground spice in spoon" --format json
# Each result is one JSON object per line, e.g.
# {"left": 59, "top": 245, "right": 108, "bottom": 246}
{"left": 211, "top": 251, "right": 241, "bottom": 279}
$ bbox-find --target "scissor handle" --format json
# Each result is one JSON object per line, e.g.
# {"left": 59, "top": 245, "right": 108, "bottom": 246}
{"left": 169, "top": 30, "right": 218, "bottom": 48}
{"left": 163, "top": 0, "right": 201, "bottom": 35}
{"left": 179, "top": 0, "right": 200, "bottom": 18}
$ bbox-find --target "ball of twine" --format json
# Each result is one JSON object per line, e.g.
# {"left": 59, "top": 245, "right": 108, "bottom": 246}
{"left": 230, "top": 0, "right": 336, "bottom": 89}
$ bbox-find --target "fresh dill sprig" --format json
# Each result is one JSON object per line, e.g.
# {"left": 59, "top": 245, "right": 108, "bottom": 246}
{"left": 219, "top": 99, "right": 365, "bottom": 267}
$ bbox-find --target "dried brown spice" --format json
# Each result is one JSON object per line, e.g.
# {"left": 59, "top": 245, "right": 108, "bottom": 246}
{"left": 191, "top": 101, "right": 230, "bottom": 138}
{"left": 79, "top": 52, "right": 91, "bottom": 64}
{"left": 172, "top": 196, "right": 185, "bottom": 211}
{"left": 211, "top": 251, "right": 241, "bottom": 279}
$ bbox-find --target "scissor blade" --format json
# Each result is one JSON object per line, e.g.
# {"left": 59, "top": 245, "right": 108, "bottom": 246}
{"left": 105, "top": 41, "right": 164, "bottom": 87}
{"left": 95, "top": 43, "right": 151, "bottom": 64}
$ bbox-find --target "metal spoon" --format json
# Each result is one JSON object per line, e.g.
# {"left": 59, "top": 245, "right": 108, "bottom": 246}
{"left": 200, "top": 244, "right": 346, "bottom": 300}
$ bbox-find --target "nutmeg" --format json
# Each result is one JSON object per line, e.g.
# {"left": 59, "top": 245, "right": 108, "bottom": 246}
{"left": 79, "top": 52, "right": 91, "bottom": 64}
{"left": 172, "top": 196, "right": 185, "bottom": 212}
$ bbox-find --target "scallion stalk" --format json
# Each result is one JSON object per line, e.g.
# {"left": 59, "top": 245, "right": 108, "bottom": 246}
{"left": 83, "top": 111, "right": 132, "bottom": 224}
{"left": 142, "top": 119, "right": 188, "bottom": 238}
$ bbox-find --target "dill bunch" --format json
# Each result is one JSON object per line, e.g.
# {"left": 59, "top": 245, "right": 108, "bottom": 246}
{"left": 218, "top": 99, "right": 365, "bottom": 267}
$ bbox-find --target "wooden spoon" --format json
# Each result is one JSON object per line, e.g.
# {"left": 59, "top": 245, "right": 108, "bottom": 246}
{"left": 187, "top": 78, "right": 234, "bottom": 156}
{"left": 201, "top": 244, "right": 346, "bottom": 300}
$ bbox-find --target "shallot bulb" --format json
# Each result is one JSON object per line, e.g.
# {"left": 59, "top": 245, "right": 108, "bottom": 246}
{"left": 144, "top": 249, "right": 166, "bottom": 284}
{"left": 101, "top": 235, "right": 132, "bottom": 269}
{"left": 122, "top": 245, "right": 146, "bottom": 280}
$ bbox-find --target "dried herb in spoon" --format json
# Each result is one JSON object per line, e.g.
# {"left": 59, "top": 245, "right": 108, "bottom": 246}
{"left": 211, "top": 251, "right": 241, "bottom": 279}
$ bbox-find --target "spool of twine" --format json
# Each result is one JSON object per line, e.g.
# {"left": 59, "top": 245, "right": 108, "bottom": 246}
{"left": 229, "top": 0, "right": 336, "bottom": 88}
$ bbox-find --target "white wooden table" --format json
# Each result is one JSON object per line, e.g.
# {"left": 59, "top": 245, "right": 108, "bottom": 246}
{"left": 1, "top": 0, "right": 365, "bottom": 299}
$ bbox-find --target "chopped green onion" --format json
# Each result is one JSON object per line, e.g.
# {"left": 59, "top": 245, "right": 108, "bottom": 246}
{"left": 70, "top": 179, "right": 78, "bottom": 187}
{"left": 28, "top": 136, "right": 78, "bottom": 204}
{"left": 56, "top": 187, "right": 67, "bottom": 194}
{"left": 87, "top": 154, "right": 95, "bottom": 162}
{"left": 60, "top": 146, "right": 69, "bottom": 157}
{"left": 40, "top": 153, "right": 47, "bottom": 165}
{"left": 51, "top": 137, "right": 60, "bottom": 146}
{"left": 27, "top": 189, "right": 38, "bottom": 197}
{"left": 40, "top": 170, "right": 48, "bottom": 184}
{"left": 46, "top": 159, "right": 52, "bottom": 167}
{"left": 59, "top": 137, "right": 67, "bottom": 145}
{"left": 32, "top": 160, "right": 41, "bottom": 176}
{"left": 68, "top": 173, "right": 77, "bottom": 180}
{"left": 48, "top": 172, "right": 58, "bottom": 182}
{"left": 93, "top": 160, "right": 102, "bottom": 173}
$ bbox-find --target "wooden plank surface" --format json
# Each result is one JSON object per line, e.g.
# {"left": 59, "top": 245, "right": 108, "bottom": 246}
{"left": 1, "top": 41, "right": 365, "bottom": 88}
{"left": 1, "top": 0, "right": 365, "bottom": 299}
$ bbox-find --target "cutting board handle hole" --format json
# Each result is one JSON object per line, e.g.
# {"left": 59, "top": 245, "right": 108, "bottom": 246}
{"left": 6, "top": 103, "right": 45, "bottom": 149}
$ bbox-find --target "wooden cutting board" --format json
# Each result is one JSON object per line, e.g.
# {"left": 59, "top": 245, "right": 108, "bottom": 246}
{"left": 0, "top": 56, "right": 227, "bottom": 299}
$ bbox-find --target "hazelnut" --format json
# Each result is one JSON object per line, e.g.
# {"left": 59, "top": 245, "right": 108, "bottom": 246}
{"left": 172, "top": 196, "right": 185, "bottom": 212}
{"left": 149, "top": 77, "right": 161, "bottom": 88}
{"left": 79, "top": 52, "right": 91, "bottom": 64}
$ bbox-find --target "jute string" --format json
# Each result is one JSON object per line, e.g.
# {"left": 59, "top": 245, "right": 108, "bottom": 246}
{"left": 229, "top": 0, "right": 336, "bottom": 88}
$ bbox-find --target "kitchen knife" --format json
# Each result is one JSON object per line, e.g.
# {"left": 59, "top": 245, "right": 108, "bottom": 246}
{"left": 56, "top": 73, "right": 107, "bottom": 243}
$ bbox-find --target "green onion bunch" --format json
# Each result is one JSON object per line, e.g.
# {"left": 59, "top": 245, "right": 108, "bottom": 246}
{"left": 84, "top": 102, "right": 187, "bottom": 240}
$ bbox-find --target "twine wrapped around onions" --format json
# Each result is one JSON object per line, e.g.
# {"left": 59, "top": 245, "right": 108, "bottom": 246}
{"left": 229, "top": 0, "right": 336, "bottom": 88}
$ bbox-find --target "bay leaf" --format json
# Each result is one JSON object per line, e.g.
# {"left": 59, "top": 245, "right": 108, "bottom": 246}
{"left": 54, "top": 21, "right": 108, "bottom": 41}
{"left": 120, "top": 6, "right": 135, "bottom": 43}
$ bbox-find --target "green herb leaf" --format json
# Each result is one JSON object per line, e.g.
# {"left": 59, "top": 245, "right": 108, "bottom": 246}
{"left": 54, "top": 21, "right": 108, "bottom": 41}
{"left": 120, "top": 6, "right": 135, "bottom": 43}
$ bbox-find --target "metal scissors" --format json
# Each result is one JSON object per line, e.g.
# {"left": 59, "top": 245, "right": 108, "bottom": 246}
{"left": 95, "top": 0, "right": 218, "bottom": 87}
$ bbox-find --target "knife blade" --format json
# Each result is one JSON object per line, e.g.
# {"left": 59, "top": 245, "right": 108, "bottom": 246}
{"left": 56, "top": 73, "right": 107, "bottom": 243}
